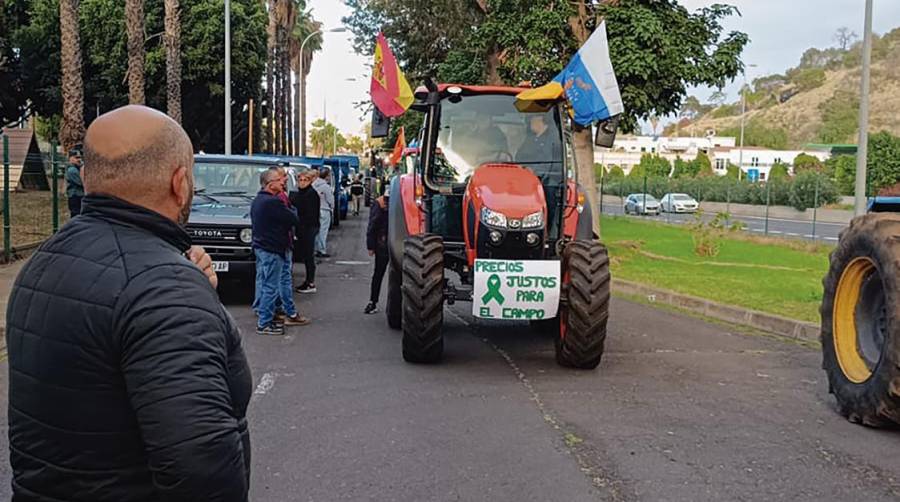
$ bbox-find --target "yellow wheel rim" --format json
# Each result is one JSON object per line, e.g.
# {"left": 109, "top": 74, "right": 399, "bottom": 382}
{"left": 833, "top": 257, "right": 877, "bottom": 383}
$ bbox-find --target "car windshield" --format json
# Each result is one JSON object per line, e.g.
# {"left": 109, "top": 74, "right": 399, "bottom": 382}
{"left": 193, "top": 161, "right": 295, "bottom": 196}
{"left": 634, "top": 194, "right": 657, "bottom": 203}
{"left": 673, "top": 194, "right": 693, "bottom": 201}
{"left": 432, "top": 94, "right": 563, "bottom": 185}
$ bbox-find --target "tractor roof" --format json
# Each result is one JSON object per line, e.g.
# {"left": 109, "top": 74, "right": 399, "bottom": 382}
{"left": 413, "top": 84, "right": 531, "bottom": 99}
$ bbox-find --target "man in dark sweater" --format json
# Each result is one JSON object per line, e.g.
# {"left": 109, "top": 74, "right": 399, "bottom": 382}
{"left": 251, "top": 167, "right": 302, "bottom": 335}
{"left": 290, "top": 168, "right": 320, "bottom": 293}
{"left": 365, "top": 186, "right": 390, "bottom": 314}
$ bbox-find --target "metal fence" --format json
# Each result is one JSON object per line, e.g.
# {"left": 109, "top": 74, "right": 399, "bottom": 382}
{"left": 597, "top": 173, "right": 850, "bottom": 244}
{"left": 1, "top": 136, "right": 68, "bottom": 262}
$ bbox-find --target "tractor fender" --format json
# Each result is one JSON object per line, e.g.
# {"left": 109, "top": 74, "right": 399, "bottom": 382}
{"left": 563, "top": 182, "right": 596, "bottom": 240}
{"left": 388, "top": 174, "right": 424, "bottom": 267}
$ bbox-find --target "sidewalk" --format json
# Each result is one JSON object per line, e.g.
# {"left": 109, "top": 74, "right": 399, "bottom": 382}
{"left": 0, "top": 259, "right": 26, "bottom": 350}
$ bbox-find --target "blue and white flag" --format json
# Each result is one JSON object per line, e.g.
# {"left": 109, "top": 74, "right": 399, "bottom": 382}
{"left": 553, "top": 21, "right": 624, "bottom": 126}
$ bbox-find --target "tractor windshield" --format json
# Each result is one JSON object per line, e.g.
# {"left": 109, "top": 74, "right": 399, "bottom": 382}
{"left": 431, "top": 94, "right": 563, "bottom": 185}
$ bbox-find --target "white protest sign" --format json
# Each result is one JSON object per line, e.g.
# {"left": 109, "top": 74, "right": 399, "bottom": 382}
{"left": 472, "top": 259, "right": 561, "bottom": 320}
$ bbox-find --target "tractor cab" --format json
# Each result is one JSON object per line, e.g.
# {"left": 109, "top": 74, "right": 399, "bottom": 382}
{"left": 382, "top": 81, "right": 608, "bottom": 369}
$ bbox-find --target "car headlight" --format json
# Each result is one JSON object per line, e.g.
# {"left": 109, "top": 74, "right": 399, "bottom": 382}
{"left": 521, "top": 211, "right": 543, "bottom": 229}
{"left": 239, "top": 228, "right": 252, "bottom": 244}
{"left": 481, "top": 207, "right": 507, "bottom": 228}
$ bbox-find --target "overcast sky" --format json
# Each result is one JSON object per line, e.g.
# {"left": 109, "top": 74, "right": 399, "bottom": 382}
{"left": 305, "top": 0, "right": 900, "bottom": 136}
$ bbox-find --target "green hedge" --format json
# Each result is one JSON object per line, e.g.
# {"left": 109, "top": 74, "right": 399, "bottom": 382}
{"left": 600, "top": 173, "right": 839, "bottom": 211}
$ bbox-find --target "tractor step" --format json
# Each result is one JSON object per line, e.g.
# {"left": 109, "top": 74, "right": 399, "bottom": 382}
{"left": 444, "top": 282, "right": 472, "bottom": 305}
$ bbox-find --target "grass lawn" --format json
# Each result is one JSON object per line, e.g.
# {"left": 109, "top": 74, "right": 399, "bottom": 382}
{"left": 1, "top": 187, "right": 70, "bottom": 252}
{"left": 599, "top": 215, "right": 832, "bottom": 323}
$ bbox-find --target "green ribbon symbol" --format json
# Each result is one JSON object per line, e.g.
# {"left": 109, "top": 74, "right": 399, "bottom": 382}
{"left": 482, "top": 274, "right": 505, "bottom": 305}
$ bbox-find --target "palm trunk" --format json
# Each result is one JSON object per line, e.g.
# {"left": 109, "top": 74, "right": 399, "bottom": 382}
{"left": 283, "top": 42, "right": 291, "bottom": 155}
{"left": 293, "top": 54, "right": 300, "bottom": 156}
{"left": 125, "top": 0, "right": 145, "bottom": 104}
{"left": 265, "top": 0, "right": 276, "bottom": 153}
{"left": 275, "top": 26, "right": 284, "bottom": 154}
{"left": 59, "top": 0, "right": 85, "bottom": 152}
{"left": 164, "top": 0, "right": 181, "bottom": 124}
{"left": 570, "top": 0, "right": 599, "bottom": 236}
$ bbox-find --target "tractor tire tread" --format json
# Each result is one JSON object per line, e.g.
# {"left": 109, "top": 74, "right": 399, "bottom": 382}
{"left": 401, "top": 234, "right": 445, "bottom": 363}
{"left": 556, "top": 240, "right": 610, "bottom": 370}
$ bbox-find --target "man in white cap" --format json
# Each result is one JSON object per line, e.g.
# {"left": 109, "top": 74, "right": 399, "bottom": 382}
{"left": 364, "top": 185, "right": 390, "bottom": 314}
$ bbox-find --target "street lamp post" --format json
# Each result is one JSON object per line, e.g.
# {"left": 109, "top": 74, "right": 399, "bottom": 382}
{"left": 224, "top": 0, "right": 231, "bottom": 154}
{"left": 854, "top": 0, "right": 874, "bottom": 216}
{"left": 737, "top": 64, "right": 757, "bottom": 181}
{"left": 299, "top": 27, "right": 346, "bottom": 157}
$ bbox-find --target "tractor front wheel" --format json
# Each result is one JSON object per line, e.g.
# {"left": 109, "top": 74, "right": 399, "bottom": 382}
{"left": 401, "top": 234, "right": 445, "bottom": 363}
{"left": 821, "top": 213, "right": 900, "bottom": 426}
{"left": 555, "top": 240, "right": 610, "bottom": 370}
{"left": 386, "top": 262, "right": 402, "bottom": 330}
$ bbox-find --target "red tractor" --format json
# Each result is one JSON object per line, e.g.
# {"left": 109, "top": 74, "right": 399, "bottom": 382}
{"left": 383, "top": 81, "right": 611, "bottom": 369}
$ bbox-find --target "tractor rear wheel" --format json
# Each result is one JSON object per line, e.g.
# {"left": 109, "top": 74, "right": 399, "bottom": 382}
{"left": 386, "top": 263, "right": 402, "bottom": 330}
{"left": 401, "top": 234, "right": 445, "bottom": 363}
{"left": 555, "top": 240, "right": 610, "bottom": 370}
{"left": 821, "top": 213, "right": 900, "bottom": 426}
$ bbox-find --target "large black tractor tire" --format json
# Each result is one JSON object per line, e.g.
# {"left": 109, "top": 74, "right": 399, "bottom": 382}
{"left": 555, "top": 240, "right": 610, "bottom": 370}
{"left": 401, "top": 234, "right": 445, "bottom": 363}
{"left": 821, "top": 213, "right": 900, "bottom": 427}
{"left": 386, "top": 263, "right": 402, "bottom": 330}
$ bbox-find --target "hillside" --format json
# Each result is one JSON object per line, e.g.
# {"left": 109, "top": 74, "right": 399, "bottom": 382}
{"left": 678, "top": 29, "right": 900, "bottom": 148}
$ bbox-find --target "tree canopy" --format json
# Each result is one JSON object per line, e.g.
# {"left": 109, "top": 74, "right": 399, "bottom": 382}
{"left": 6, "top": 0, "right": 266, "bottom": 152}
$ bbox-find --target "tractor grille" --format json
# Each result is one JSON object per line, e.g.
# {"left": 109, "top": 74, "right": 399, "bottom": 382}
{"left": 477, "top": 226, "right": 546, "bottom": 260}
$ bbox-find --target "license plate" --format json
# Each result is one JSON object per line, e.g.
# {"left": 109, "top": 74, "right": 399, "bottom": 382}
{"left": 212, "top": 261, "right": 229, "bottom": 272}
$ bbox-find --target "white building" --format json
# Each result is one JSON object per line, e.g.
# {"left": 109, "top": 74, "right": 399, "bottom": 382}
{"left": 709, "top": 146, "right": 831, "bottom": 180}
{"left": 594, "top": 134, "right": 735, "bottom": 174}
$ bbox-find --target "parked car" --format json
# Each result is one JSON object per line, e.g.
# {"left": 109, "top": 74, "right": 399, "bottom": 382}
{"left": 624, "top": 193, "right": 660, "bottom": 215}
{"left": 660, "top": 193, "right": 699, "bottom": 213}
{"left": 187, "top": 155, "right": 295, "bottom": 282}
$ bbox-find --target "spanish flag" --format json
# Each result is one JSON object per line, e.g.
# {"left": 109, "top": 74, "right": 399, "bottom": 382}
{"left": 371, "top": 33, "right": 414, "bottom": 117}
{"left": 389, "top": 127, "right": 406, "bottom": 166}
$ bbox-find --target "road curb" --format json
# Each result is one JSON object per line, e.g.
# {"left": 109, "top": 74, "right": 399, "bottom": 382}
{"left": 611, "top": 279, "right": 820, "bottom": 342}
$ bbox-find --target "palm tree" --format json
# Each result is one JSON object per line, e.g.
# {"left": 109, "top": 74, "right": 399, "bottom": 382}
{"left": 265, "top": 0, "right": 277, "bottom": 152}
{"left": 59, "top": 0, "right": 85, "bottom": 152}
{"left": 164, "top": 0, "right": 181, "bottom": 124}
{"left": 125, "top": 0, "right": 145, "bottom": 104}
{"left": 291, "top": 7, "right": 321, "bottom": 156}
{"left": 281, "top": 1, "right": 295, "bottom": 155}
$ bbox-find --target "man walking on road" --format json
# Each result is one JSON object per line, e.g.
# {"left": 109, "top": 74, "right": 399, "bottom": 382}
{"left": 7, "top": 105, "right": 253, "bottom": 501}
{"left": 365, "top": 186, "right": 390, "bottom": 314}
{"left": 252, "top": 166, "right": 308, "bottom": 335}
{"left": 350, "top": 174, "right": 364, "bottom": 216}
{"left": 313, "top": 167, "right": 335, "bottom": 257}
{"left": 291, "top": 168, "right": 320, "bottom": 293}
{"left": 64, "top": 146, "right": 84, "bottom": 217}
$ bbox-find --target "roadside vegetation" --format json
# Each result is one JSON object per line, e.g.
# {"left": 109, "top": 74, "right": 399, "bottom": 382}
{"left": 600, "top": 215, "right": 830, "bottom": 323}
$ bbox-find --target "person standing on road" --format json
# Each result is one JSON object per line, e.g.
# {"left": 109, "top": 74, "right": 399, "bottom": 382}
{"left": 64, "top": 146, "right": 84, "bottom": 217}
{"left": 252, "top": 166, "right": 308, "bottom": 335}
{"left": 313, "top": 167, "right": 335, "bottom": 257}
{"left": 365, "top": 186, "right": 390, "bottom": 314}
{"left": 7, "top": 105, "right": 253, "bottom": 501}
{"left": 350, "top": 174, "right": 364, "bottom": 216}
{"left": 291, "top": 168, "right": 320, "bottom": 293}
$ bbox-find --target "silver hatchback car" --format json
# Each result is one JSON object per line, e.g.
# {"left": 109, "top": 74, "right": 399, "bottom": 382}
{"left": 660, "top": 193, "right": 699, "bottom": 213}
{"left": 624, "top": 193, "right": 660, "bottom": 215}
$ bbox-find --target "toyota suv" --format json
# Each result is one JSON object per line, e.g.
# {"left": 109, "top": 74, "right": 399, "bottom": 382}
{"left": 187, "top": 155, "right": 294, "bottom": 280}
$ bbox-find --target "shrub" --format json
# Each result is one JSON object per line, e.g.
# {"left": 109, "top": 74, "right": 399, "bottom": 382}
{"left": 607, "top": 165, "right": 625, "bottom": 179}
{"left": 789, "top": 171, "right": 840, "bottom": 211}
{"left": 830, "top": 155, "right": 857, "bottom": 194}
{"left": 769, "top": 162, "right": 790, "bottom": 180}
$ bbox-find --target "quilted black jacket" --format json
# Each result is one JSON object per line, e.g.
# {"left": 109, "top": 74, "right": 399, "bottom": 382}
{"left": 6, "top": 194, "right": 253, "bottom": 501}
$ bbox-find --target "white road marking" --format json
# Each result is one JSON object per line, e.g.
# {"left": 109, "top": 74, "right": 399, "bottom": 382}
{"left": 254, "top": 372, "right": 277, "bottom": 395}
{"left": 769, "top": 230, "right": 783, "bottom": 234}
{"left": 786, "top": 232, "right": 799, "bottom": 236}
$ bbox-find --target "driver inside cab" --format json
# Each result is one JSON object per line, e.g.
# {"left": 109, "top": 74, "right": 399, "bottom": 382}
{"left": 515, "top": 114, "right": 561, "bottom": 165}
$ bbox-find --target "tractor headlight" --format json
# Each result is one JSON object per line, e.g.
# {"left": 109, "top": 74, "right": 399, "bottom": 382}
{"left": 481, "top": 207, "right": 507, "bottom": 228}
{"left": 239, "top": 228, "right": 253, "bottom": 244}
{"left": 521, "top": 211, "right": 543, "bottom": 229}
{"left": 525, "top": 232, "right": 541, "bottom": 245}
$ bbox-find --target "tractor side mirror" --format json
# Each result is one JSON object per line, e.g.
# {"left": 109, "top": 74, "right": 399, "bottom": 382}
{"left": 371, "top": 107, "right": 391, "bottom": 138}
{"left": 594, "top": 115, "right": 620, "bottom": 148}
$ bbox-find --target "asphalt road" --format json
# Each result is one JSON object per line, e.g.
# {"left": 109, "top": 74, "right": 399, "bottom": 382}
{"left": 599, "top": 203, "right": 846, "bottom": 242}
{"left": 1, "top": 211, "right": 899, "bottom": 501}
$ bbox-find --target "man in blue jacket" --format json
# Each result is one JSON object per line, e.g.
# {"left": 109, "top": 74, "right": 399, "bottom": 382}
{"left": 64, "top": 146, "right": 84, "bottom": 217}
{"left": 252, "top": 167, "right": 304, "bottom": 335}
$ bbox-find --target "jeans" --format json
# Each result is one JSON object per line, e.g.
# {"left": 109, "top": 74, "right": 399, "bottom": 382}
{"left": 255, "top": 248, "right": 284, "bottom": 328}
{"left": 370, "top": 247, "right": 389, "bottom": 303}
{"left": 316, "top": 209, "right": 332, "bottom": 254}
{"left": 297, "top": 226, "right": 317, "bottom": 284}
{"left": 280, "top": 250, "right": 297, "bottom": 316}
